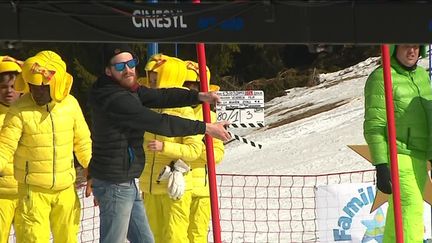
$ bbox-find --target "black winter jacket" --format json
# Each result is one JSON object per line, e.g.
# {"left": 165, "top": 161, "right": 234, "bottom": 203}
{"left": 88, "top": 75, "right": 206, "bottom": 183}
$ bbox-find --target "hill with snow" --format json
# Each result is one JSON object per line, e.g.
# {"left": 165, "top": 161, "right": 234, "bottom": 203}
{"left": 218, "top": 56, "right": 430, "bottom": 175}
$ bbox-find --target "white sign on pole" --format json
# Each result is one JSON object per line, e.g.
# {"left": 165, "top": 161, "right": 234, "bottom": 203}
{"left": 215, "top": 90, "right": 265, "bottom": 128}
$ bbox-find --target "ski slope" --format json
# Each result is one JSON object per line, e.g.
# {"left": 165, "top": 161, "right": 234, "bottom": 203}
{"left": 219, "top": 56, "right": 430, "bottom": 175}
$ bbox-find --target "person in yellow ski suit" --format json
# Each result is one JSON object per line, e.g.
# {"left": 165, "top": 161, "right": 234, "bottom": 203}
{"left": 139, "top": 54, "right": 204, "bottom": 243}
{"left": 0, "top": 51, "right": 92, "bottom": 243}
{"left": 183, "top": 60, "right": 225, "bottom": 243}
{"left": 0, "top": 56, "right": 23, "bottom": 243}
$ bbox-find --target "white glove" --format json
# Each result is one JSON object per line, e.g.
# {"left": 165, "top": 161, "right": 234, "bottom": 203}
{"left": 165, "top": 159, "right": 190, "bottom": 200}
{"left": 157, "top": 165, "right": 172, "bottom": 183}
{"left": 172, "top": 159, "right": 190, "bottom": 174}
{"left": 168, "top": 171, "right": 185, "bottom": 199}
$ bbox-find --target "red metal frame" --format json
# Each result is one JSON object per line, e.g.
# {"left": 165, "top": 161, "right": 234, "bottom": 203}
{"left": 381, "top": 44, "right": 404, "bottom": 242}
{"left": 193, "top": 1, "right": 222, "bottom": 242}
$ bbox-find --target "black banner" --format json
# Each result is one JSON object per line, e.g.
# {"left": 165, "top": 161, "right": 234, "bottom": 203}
{"left": 1, "top": 1, "right": 431, "bottom": 44}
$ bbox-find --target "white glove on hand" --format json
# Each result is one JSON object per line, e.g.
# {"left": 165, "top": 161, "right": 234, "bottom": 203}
{"left": 166, "top": 159, "right": 190, "bottom": 200}
{"left": 168, "top": 171, "right": 185, "bottom": 199}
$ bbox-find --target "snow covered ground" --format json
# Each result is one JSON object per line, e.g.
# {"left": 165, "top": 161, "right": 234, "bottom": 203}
{"left": 219, "top": 55, "right": 430, "bottom": 175}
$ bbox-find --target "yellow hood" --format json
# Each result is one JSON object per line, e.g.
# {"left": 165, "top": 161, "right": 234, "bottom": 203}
{"left": 15, "top": 50, "right": 72, "bottom": 102}
{"left": 0, "top": 56, "right": 22, "bottom": 74}
{"left": 185, "top": 60, "right": 211, "bottom": 83}
{"left": 185, "top": 60, "right": 219, "bottom": 91}
{"left": 145, "top": 53, "right": 187, "bottom": 88}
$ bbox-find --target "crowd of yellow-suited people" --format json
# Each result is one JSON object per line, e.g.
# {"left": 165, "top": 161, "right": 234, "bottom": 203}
{"left": 0, "top": 43, "right": 226, "bottom": 243}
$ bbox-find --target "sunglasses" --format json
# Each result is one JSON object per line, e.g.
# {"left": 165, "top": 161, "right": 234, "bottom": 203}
{"left": 111, "top": 58, "right": 139, "bottom": 72}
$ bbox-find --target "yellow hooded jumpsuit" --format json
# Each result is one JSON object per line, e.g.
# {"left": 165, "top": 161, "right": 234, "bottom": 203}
{"left": 139, "top": 54, "right": 204, "bottom": 243}
{"left": 184, "top": 61, "right": 225, "bottom": 243}
{"left": 0, "top": 56, "right": 22, "bottom": 243}
{"left": 0, "top": 51, "right": 92, "bottom": 243}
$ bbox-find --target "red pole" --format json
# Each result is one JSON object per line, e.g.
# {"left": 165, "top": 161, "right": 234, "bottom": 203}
{"left": 381, "top": 44, "right": 404, "bottom": 242}
{"left": 193, "top": 1, "right": 222, "bottom": 243}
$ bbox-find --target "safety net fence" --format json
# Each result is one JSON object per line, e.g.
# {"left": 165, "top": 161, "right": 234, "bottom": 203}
{"left": 9, "top": 169, "right": 375, "bottom": 242}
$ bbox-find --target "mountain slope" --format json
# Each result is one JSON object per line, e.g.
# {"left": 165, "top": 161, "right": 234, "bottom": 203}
{"left": 218, "top": 56, "right": 430, "bottom": 175}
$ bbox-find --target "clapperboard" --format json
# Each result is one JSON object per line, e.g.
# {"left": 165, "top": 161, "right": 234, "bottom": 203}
{"left": 216, "top": 90, "right": 264, "bottom": 149}
{"left": 216, "top": 90, "right": 265, "bottom": 128}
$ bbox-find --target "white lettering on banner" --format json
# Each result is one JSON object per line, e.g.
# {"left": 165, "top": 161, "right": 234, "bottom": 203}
{"left": 333, "top": 186, "right": 375, "bottom": 241}
{"left": 316, "top": 183, "right": 432, "bottom": 242}
{"left": 132, "top": 9, "right": 188, "bottom": 29}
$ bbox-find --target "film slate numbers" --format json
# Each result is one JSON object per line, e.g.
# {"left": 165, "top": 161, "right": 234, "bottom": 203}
{"left": 216, "top": 90, "right": 265, "bottom": 128}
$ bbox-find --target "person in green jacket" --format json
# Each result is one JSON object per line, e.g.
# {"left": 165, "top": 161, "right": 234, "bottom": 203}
{"left": 364, "top": 44, "right": 432, "bottom": 242}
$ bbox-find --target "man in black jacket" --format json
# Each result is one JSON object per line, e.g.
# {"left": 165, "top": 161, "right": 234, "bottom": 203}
{"left": 86, "top": 43, "right": 230, "bottom": 243}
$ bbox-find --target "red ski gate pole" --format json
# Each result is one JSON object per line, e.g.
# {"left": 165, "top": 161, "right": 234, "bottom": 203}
{"left": 193, "top": 1, "right": 222, "bottom": 243}
{"left": 196, "top": 43, "right": 222, "bottom": 243}
{"left": 381, "top": 44, "right": 404, "bottom": 243}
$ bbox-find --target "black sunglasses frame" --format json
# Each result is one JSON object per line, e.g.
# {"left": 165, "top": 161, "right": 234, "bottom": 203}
{"left": 111, "top": 58, "right": 139, "bottom": 72}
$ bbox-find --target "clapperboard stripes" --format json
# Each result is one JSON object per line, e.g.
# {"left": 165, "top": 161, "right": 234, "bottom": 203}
{"left": 228, "top": 132, "right": 262, "bottom": 149}
{"left": 228, "top": 123, "right": 265, "bottom": 128}
{"left": 216, "top": 90, "right": 265, "bottom": 149}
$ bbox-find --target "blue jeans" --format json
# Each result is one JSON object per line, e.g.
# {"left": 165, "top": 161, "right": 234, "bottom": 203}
{"left": 92, "top": 178, "right": 154, "bottom": 243}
